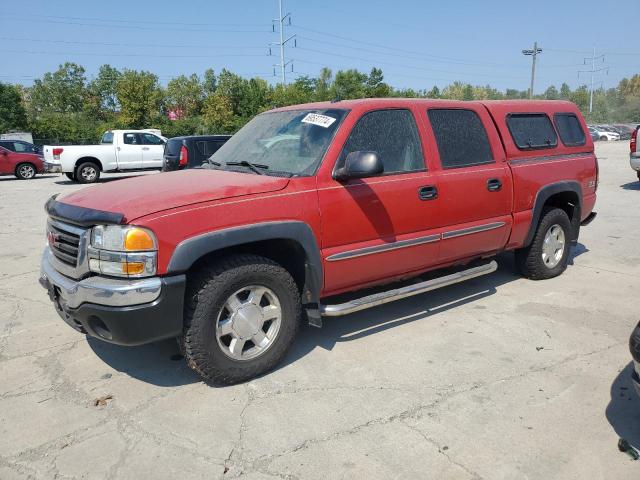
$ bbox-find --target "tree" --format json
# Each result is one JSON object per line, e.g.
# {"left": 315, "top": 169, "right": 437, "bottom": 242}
{"left": 85, "top": 65, "right": 121, "bottom": 119}
{"left": 0, "top": 83, "right": 27, "bottom": 133}
{"left": 166, "top": 74, "right": 204, "bottom": 117}
{"left": 202, "top": 94, "right": 237, "bottom": 133}
{"left": 559, "top": 83, "right": 571, "bottom": 100}
{"left": 569, "top": 85, "right": 589, "bottom": 113}
{"left": 314, "top": 68, "right": 332, "bottom": 101}
{"left": 544, "top": 85, "right": 559, "bottom": 100}
{"left": 330, "top": 69, "right": 368, "bottom": 99}
{"left": 426, "top": 86, "right": 440, "bottom": 98}
{"left": 365, "top": 68, "right": 391, "bottom": 97}
{"left": 116, "top": 69, "right": 163, "bottom": 127}
{"left": 203, "top": 68, "right": 217, "bottom": 95}
{"left": 29, "top": 62, "right": 87, "bottom": 114}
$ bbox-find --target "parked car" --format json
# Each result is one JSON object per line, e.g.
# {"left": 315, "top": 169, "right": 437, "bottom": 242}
{"left": 39, "top": 99, "right": 597, "bottom": 384}
{"left": 612, "top": 124, "right": 633, "bottom": 140}
{"left": 0, "top": 139, "right": 42, "bottom": 155}
{"left": 588, "top": 127, "right": 600, "bottom": 141}
{"left": 0, "top": 144, "right": 44, "bottom": 179}
{"left": 163, "top": 135, "right": 231, "bottom": 172}
{"left": 630, "top": 125, "right": 640, "bottom": 181}
{"left": 43, "top": 130, "right": 167, "bottom": 183}
{"left": 589, "top": 126, "right": 620, "bottom": 141}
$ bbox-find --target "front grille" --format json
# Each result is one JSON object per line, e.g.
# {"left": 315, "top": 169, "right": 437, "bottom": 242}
{"left": 47, "top": 219, "right": 87, "bottom": 267}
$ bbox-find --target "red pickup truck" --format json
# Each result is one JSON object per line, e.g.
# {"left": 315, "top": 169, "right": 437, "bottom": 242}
{"left": 40, "top": 99, "right": 597, "bottom": 384}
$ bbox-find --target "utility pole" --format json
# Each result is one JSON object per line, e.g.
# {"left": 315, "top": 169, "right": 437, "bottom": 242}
{"left": 270, "top": 0, "right": 296, "bottom": 84}
{"left": 522, "top": 42, "right": 542, "bottom": 99}
{"left": 579, "top": 48, "right": 607, "bottom": 114}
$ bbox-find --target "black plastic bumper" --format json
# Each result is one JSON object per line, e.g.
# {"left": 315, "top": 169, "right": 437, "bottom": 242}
{"left": 53, "top": 275, "right": 185, "bottom": 346}
{"left": 629, "top": 322, "right": 640, "bottom": 396}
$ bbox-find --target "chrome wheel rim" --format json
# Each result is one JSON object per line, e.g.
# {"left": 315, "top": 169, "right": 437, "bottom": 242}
{"left": 80, "top": 166, "right": 97, "bottom": 181}
{"left": 216, "top": 285, "right": 282, "bottom": 361}
{"left": 19, "top": 164, "right": 35, "bottom": 179}
{"left": 542, "top": 224, "right": 565, "bottom": 268}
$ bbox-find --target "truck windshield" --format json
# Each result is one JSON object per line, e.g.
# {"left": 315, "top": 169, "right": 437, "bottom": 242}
{"left": 211, "top": 109, "right": 348, "bottom": 176}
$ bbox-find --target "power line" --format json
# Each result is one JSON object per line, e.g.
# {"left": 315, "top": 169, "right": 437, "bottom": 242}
{"left": 0, "top": 49, "right": 266, "bottom": 59}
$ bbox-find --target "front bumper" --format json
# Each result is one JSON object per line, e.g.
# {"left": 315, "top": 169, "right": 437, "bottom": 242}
{"left": 630, "top": 154, "right": 640, "bottom": 172}
{"left": 40, "top": 250, "right": 185, "bottom": 346}
{"left": 629, "top": 322, "right": 640, "bottom": 397}
{"left": 44, "top": 161, "right": 62, "bottom": 173}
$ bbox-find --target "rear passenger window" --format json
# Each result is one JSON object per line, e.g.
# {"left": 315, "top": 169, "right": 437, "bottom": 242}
{"left": 506, "top": 113, "right": 557, "bottom": 150}
{"left": 338, "top": 109, "right": 424, "bottom": 174}
{"left": 123, "top": 133, "right": 139, "bottom": 145}
{"left": 427, "top": 109, "right": 493, "bottom": 169}
{"left": 554, "top": 113, "right": 586, "bottom": 146}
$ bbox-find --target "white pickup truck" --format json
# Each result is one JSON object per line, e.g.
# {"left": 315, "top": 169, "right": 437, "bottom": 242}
{"left": 43, "top": 130, "right": 167, "bottom": 183}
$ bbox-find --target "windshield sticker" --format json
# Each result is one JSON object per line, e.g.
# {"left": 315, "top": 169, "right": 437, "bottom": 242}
{"left": 301, "top": 113, "right": 337, "bottom": 128}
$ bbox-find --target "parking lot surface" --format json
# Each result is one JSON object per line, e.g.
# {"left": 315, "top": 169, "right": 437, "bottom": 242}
{"left": 0, "top": 141, "right": 639, "bottom": 479}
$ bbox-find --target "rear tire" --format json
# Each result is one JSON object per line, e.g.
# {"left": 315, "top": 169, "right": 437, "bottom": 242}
{"left": 600, "top": 136, "right": 608, "bottom": 141}
{"left": 15, "top": 163, "right": 36, "bottom": 180}
{"left": 515, "top": 208, "right": 572, "bottom": 280}
{"left": 181, "top": 254, "right": 301, "bottom": 385}
{"left": 75, "top": 161, "right": 100, "bottom": 184}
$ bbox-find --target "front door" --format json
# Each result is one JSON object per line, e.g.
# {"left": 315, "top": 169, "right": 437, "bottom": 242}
{"left": 117, "top": 132, "right": 143, "bottom": 169}
{"left": 424, "top": 107, "right": 512, "bottom": 263}
{"left": 0, "top": 146, "right": 12, "bottom": 174}
{"left": 317, "top": 108, "right": 442, "bottom": 295}
{"left": 140, "top": 133, "right": 165, "bottom": 168}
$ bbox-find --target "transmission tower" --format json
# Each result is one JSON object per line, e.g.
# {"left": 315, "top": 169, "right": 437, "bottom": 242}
{"left": 578, "top": 48, "right": 608, "bottom": 114}
{"left": 269, "top": 0, "right": 296, "bottom": 84}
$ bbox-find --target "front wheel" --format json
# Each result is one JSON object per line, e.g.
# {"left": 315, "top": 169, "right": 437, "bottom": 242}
{"left": 15, "top": 163, "right": 36, "bottom": 180}
{"left": 181, "top": 254, "right": 301, "bottom": 384}
{"left": 515, "top": 208, "right": 572, "bottom": 280}
{"left": 76, "top": 161, "right": 100, "bottom": 183}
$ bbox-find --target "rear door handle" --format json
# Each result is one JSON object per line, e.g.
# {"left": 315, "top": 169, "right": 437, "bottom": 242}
{"left": 487, "top": 178, "right": 502, "bottom": 192}
{"left": 142, "top": 147, "right": 150, "bottom": 151}
{"left": 418, "top": 185, "right": 438, "bottom": 201}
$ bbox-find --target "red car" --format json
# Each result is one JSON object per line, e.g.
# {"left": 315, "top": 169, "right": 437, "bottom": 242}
{"left": 40, "top": 98, "right": 597, "bottom": 384}
{"left": 0, "top": 144, "right": 44, "bottom": 179}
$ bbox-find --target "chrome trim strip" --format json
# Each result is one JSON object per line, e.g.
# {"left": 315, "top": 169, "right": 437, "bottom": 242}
{"left": 47, "top": 219, "right": 90, "bottom": 279}
{"left": 320, "top": 260, "right": 498, "bottom": 316}
{"left": 40, "top": 248, "right": 162, "bottom": 309}
{"left": 48, "top": 218, "right": 86, "bottom": 236}
{"left": 326, "top": 234, "right": 440, "bottom": 262}
{"left": 510, "top": 152, "right": 593, "bottom": 165}
{"left": 442, "top": 222, "right": 506, "bottom": 239}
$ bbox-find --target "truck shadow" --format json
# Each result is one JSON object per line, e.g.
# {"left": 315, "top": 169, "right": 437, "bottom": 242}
{"left": 87, "top": 251, "right": 571, "bottom": 387}
{"left": 605, "top": 363, "right": 640, "bottom": 448}
{"left": 54, "top": 174, "right": 144, "bottom": 186}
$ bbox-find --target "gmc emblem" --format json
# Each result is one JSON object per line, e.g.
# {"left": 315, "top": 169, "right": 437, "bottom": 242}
{"left": 47, "top": 231, "right": 57, "bottom": 247}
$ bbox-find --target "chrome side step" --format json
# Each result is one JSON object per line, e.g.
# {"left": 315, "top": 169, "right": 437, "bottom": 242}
{"left": 319, "top": 260, "right": 498, "bottom": 317}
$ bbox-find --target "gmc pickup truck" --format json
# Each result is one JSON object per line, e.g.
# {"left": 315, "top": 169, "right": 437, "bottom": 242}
{"left": 39, "top": 99, "right": 598, "bottom": 384}
{"left": 43, "top": 129, "right": 166, "bottom": 183}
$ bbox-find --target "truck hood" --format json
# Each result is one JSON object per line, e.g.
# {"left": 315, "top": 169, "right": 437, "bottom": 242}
{"left": 57, "top": 169, "right": 290, "bottom": 222}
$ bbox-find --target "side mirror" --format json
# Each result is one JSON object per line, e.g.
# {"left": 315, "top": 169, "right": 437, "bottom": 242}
{"left": 334, "top": 151, "right": 383, "bottom": 181}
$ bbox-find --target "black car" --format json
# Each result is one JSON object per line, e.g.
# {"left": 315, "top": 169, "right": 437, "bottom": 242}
{"left": 0, "top": 139, "right": 42, "bottom": 155}
{"left": 163, "top": 135, "right": 231, "bottom": 171}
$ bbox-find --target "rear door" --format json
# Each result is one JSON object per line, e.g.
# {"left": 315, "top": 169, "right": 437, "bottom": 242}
{"left": 116, "top": 132, "right": 143, "bottom": 169}
{"left": 0, "top": 146, "right": 13, "bottom": 173}
{"left": 140, "top": 133, "right": 165, "bottom": 168}
{"left": 424, "top": 107, "right": 512, "bottom": 263}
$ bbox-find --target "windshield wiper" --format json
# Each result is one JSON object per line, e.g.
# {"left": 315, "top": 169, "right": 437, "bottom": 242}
{"left": 225, "top": 160, "right": 269, "bottom": 175}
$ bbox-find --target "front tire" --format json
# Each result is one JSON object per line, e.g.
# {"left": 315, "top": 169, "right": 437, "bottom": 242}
{"left": 76, "top": 161, "right": 100, "bottom": 183}
{"left": 515, "top": 208, "right": 572, "bottom": 280}
{"left": 181, "top": 254, "right": 301, "bottom": 385}
{"left": 15, "top": 163, "right": 36, "bottom": 180}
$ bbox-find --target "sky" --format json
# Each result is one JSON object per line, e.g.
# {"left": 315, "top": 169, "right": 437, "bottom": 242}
{"left": 1, "top": 0, "right": 638, "bottom": 94}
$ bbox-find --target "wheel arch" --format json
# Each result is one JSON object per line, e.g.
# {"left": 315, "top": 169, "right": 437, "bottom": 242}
{"left": 167, "top": 221, "right": 323, "bottom": 310}
{"left": 523, "top": 181, "right": 582, "bottom": 247}
{"left": 74, "top": 157, "right": 103, "bottom": 171}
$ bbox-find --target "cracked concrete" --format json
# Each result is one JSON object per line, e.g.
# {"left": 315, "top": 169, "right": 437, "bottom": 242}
{"left": 0, "top": 142, "right": 639, "bottom": 479}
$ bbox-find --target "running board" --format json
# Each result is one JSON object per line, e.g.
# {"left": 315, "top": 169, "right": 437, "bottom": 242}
{"left": 319, "top": 260, "right": 498, "bottom": 317}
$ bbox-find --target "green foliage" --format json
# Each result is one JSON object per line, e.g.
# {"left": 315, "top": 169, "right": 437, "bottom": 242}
{"left": 116, "top": 69, "right": 163, "bottom": 128}
{"left": 7, "top": 62, "right": 640, "bottom": 143}
{"left": 0, "top": 83, "right": 28, "bottom": 133}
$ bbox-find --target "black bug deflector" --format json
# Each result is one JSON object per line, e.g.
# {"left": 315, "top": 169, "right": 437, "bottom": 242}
{"left": 45, "top": 194, "right": 125, "bottom": 227}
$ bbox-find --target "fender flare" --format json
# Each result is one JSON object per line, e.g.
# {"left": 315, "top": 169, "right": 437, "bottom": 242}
{"left": 523, "top": 180, "right": 582, "bottom": 247}
{"left": 166, "top": 221, "right": 323, "bottom": 305}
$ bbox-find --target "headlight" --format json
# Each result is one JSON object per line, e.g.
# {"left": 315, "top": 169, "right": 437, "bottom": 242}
{"left": 89, "top": 225, "right": 158, "bottom": 278}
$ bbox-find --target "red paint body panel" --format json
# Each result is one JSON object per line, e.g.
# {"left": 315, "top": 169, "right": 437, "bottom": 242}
{"left": 52, "top": 98, "right": 598, "bottom": 299}
{"left": 0, "top": 147, "right": 44, "bottom": 175}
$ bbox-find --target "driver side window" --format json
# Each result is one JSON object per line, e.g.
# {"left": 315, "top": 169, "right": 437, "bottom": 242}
{"left": 338, "top": 109, "right": 425, "bottom": 174}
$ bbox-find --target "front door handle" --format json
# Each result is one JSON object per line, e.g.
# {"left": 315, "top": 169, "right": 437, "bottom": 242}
{"left": 418, "top": 185, "right": 438, "bottom": 201}
{"left": 487, "top": 178, "right": 502, "bottom": 192}
{"left": 142, "top": 147, "right": 150, "bottom": 151}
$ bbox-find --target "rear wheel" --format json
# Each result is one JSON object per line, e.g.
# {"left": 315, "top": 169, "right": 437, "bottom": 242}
{"left": 515, "top": 208, "right": 572, "bottom": 280}
{"left": 600, "top": 136, "right": 608, "bottom": 141}
{"left": 76, "top": 161, "right": 100, "bottom": 184}
{"left": 181, "top": 254, "right": 301, "bottom": 384}
{"left": 15, "top": 163, "right": 36, "bottom": 180}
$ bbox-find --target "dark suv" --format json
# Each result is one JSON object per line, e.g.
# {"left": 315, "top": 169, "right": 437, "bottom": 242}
{"left": 163, "top": 135, "right": 231, "bottom": 171}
